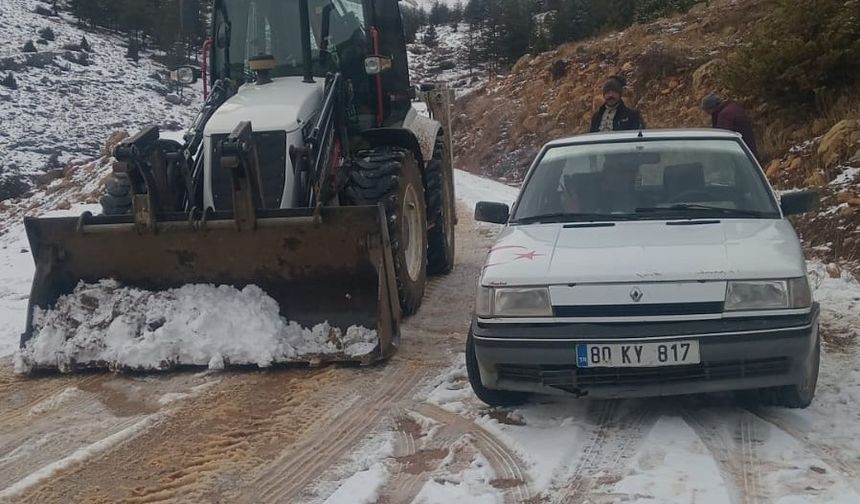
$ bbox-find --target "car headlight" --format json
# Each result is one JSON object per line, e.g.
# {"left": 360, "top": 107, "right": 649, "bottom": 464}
{"left": 725, "top": 278, "right": 811, "bottom": 311}
{"left": 475, "top": 286, "right": 553, "bottom": 318}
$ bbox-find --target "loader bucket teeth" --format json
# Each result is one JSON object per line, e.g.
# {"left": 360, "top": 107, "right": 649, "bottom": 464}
{"left": 20, "top": 206, "right": 400, "bottom": 371}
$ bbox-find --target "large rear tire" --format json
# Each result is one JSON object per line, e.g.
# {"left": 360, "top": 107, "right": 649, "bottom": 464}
{"left": 345, "top": 147, "right": 428, "bottom": 316}
{"left": 466, "top": 329, "right": 529, "bottom": 407}
{"left": 425, "top": 137, "right": 456, "bottom": 275}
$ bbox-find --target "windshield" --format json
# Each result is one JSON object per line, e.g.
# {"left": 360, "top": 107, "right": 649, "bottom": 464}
{"left": 217, "top": 0, "right": 368, "bottom": 82}
{"left": 511, "top": 139, "right": 780, "bottom": 223}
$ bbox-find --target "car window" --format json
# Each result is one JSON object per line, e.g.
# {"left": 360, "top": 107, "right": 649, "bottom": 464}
{"left": 512, "top": 139, "right": 779, "bottom": 222}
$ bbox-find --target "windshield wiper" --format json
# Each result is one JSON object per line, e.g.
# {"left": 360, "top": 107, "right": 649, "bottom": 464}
{"left": 635, "top": 204, "right": 772, "bottom": 218}
{"left": 513, "top": 212, "right": 641, "bottom": 224}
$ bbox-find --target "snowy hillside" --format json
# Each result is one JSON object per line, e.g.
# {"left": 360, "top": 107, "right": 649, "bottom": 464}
{"left": 408, "top": 23, "right": 486, "bottom": 97}
{"left": 402, "top": 0, "right": 463, "bottom": 10}
{"left": 0, "top": 0, "right": 201, "bottom": 200}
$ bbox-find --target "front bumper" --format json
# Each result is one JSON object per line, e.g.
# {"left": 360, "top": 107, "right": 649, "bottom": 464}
{"left": 472, "top": 305, "right": 820, "bottom": 399}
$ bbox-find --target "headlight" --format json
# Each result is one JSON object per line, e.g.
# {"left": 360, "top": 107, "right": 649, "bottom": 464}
{"left": 725, "top": 278, "right": 812, "bottom": 311}
{"left": 475, "top": 286, "right": 553, "bottom": 317}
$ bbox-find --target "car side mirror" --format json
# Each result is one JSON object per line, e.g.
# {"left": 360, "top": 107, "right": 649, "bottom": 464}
{"left": 780, "top": 189, "right": 819, "bottom": 216}
{"left": 169, "top": 66, "right": 197, "bottom": 85}
{"left": 475, "top": 201, "right": 510, "bottom": 224}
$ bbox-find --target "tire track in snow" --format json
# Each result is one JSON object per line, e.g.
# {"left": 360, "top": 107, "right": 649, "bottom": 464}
{"left": 414, "top": 403, "right": 533, "bottom": 504}
{"left": 682, "top": 405, "right": 768, "bottom": 504}
{"left": 551, "top": 400, "right": 658, "bottom": 504}
{"left": 248, "top": 364, "right": 429, "bottom": 503}
{"left": 750, "top": 407, "right": 860, "bottom": 492}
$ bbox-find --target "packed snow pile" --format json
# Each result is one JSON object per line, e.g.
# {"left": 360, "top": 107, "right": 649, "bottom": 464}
{"left": 15, "top": 280, "right": 378, "bottom": 373}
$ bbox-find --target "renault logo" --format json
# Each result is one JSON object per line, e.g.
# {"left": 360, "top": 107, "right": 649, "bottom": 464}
{"left": 630, "top": 287, "right": 644, "bottom": 302}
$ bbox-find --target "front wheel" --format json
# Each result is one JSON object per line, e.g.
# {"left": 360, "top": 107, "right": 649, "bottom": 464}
{"left": 466, "top": 329, "right": 529, "bottom": 407}
{"left": 344, "top": 147, "right": 428, "bottom": 315}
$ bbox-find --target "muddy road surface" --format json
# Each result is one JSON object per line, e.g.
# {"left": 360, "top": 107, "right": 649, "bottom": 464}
{"left": 2, "top": 204, "right": 860, "bottom": 503}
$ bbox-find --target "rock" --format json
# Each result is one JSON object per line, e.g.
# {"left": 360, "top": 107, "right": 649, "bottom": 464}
{"left": 166, "top": 93, "right": 182, "bottom": 105}
{"left": 692, "top": 59, "right": 723, "bottom": 97}
{"left": 622, "top": 61, "right": 634, "bottom": 72}
{"left": 849, "top": 198, "right": 860, "bottom": 207}
{"left": 818, "top": 119, "right": 860, "bottom": 169}
{"left": 35, "top": 169, "right": 64, "bottom": 186}
{"left": 0, "top": 57, "right": 23, "bottom": 72}
{"left": 788, "top": 157, "right": 803, "bottom": 171}
{"left": 522, "top": 115, "right": 539, "bottom": 132}
{"left": 765, "top": 160, "right": 781, "bottom": 177}
{"left": 0, "top": 94, "right": 11, "bottom": 102}
{"left": 56, "top": 200, "right": 71, "bottom": 211}
{"left": 837, "top": 191, "right": 857, "bottom": 203}
{"left": 434, "top": 60, "right": 456, "bottom": 71}
{"left": 24, "top": 51, "right": 57, "bottom": 68}
{"left": 101, "top": 130, "right": 130, "bottom": 158}
{"left": 804, "top": 173, "right": 826, "bottom": 187}
{"left": 23, "top": 40, "right": 38, "bottom": 53}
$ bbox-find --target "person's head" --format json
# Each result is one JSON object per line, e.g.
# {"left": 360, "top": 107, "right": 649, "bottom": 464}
{"left": 602, "top": 75, "right": 626, "bottom": 108}
{"left": 701, "top": 93, "right": 724, "bottom": 113}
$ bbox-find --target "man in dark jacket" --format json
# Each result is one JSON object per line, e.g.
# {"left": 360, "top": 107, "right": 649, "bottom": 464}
{"left": 702, "top": 94, "right": 758, "bottom": 159}
{"left": 590, "top": 76, "right": 645, "bottom": 133}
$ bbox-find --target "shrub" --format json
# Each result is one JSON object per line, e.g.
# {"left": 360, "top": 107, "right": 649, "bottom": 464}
{"left": 635, "top": 0, "right": 698, "bottom": 23}
{"left": 23, "top": 40, "right": 38, "bottom": 53}
{"left": 38, "top": 27, "right": 55, "bottom": 41}
{"left": 722, "top": 0, "right": 860, "bottom": 105}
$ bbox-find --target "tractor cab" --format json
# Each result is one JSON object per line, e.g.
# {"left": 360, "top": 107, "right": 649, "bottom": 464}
{"left": 210, "top": 0, "right": 412, "bottom": 128}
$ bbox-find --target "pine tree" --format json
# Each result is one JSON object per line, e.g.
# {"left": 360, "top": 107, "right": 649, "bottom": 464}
{"left": 423, "top": 24, "right": 439, "bottom": 48}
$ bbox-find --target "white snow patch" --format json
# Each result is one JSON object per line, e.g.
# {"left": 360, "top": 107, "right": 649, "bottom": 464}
{"left": 322, "top": 462, "right": 388, "bottom": 504}
{"left": 16, "top": 280, "right": 378, "bottom": 372}
{"left": 610, "top": 416, "right": 732, "bottom": 503}
{"left": 412, "top": 441, "right": 501, "bottom": 504}
{"left": 27, "top": 387, "right": 85, "bottom": 416}
{"left": 454, "top": 169, "right": 520, "bottom": 213}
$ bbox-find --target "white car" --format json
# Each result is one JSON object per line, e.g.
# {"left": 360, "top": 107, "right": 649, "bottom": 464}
{"left": 468, "top": 129, "right": 820, "bottom": 408}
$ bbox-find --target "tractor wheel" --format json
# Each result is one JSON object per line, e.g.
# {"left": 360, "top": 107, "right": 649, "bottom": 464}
{"left": 425, "top": 136, "right": 456, "bottom": 275}
{"left": 345, "top": 147, "right": 428, "bottom": 316}
{"left": 100, "top": 172, "right": 132, "bottom": 215}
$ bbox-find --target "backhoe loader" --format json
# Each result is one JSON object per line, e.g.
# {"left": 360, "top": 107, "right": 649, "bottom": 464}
{"left": 20, "top": 0, "right": 456, "bottom": 371}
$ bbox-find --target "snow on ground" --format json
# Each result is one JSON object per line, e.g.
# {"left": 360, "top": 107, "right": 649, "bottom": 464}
{"left": 413, "top": 172, "right": 860, "bottom": 502}
{"left": 0, "top": 0, "right": 201, "bottom": 195}
{"left": 408, "top": 23, "right": 487, "bottom": 97}
{"left": 16, "top": 279, "right": 378, "bottom": 373}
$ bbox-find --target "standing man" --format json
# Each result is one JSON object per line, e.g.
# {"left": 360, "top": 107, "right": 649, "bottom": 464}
{"left": 702, "top": 94, "right": 758, "bottom": 159}
{"left": 590, "top": 75, "right": 645, "bottom": 133}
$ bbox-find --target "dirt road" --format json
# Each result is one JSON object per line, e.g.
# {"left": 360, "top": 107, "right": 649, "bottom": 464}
{"left": 2, "top": 201, "right": 860, "bottom": 503}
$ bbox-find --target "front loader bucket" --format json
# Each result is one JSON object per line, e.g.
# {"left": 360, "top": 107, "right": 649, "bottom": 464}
{"left": 20, "top": 206, "right": 401, "bottom": 371}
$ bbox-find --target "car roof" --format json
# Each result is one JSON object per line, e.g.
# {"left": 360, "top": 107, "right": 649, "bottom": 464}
{"left": 544, "top": 128, "right": 743, "bottom": 147}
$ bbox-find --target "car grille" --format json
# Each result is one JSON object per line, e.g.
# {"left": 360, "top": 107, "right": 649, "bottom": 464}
{"left": 496, "top": 358, "right": 790, "bottom": 390}
{"left": 553, "top": 302, "right": 724, "bottom": 318}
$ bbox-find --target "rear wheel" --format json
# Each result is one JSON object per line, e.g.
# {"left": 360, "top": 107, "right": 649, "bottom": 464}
{"left": 344, "top": 147, "right": 427, "bottom": 316}
{"left": 425, "top": 136, "right": 456, "bottom": 275}
{"left": 466, "top": 329, "right": 529, "bottom": 407}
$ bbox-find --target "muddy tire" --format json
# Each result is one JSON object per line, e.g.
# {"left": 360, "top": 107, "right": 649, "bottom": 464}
{"left": 345, "top": 147, "right": 427, "bottom": 316}
{"left": 466, "top": 329, "right": 529, "bottom": 407}
{"left": 100, "top": 172, "right": 132, "bottom": 215}
{"left": 425, "top": 137, "right": 456, "bottom": 275}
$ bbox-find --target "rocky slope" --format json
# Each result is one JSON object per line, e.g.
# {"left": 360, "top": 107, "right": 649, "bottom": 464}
{"left": 451, "top": 0, "right": 860, "bottom": 271}
{"left": 0, "top": 0, "right": 201, "bottom": 202}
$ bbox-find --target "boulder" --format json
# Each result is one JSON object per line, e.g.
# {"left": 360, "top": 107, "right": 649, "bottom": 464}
{"left": 692, "top": 59, "right": 723, "bottom": 97}
{"left": 765, "top": 159, "right": 781, "bottom": 178}
{"left": 837, "top": 191, "right": 857, "bottom": 203}
{"left": 818, "top": 120, "right": 860, "bottom": 169}
{"left": 166, "top": 93, "right": 182, "bottom": 105}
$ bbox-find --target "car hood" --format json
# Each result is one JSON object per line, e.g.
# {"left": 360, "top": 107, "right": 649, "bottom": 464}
{"left": 481, "top": 219, "right": 806, "bottom": 286}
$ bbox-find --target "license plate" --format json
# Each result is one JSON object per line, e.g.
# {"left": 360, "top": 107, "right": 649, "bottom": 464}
{"left": 576, "top": 341, "right": 700, "bottom": 368}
